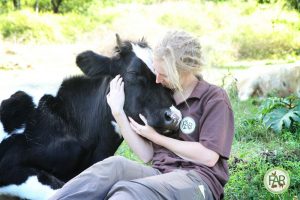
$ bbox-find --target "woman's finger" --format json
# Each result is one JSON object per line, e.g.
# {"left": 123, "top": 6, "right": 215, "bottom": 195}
{"left": 110, "top": 74, "right": 120, "bottom": 89}
{"left": 116, "top": 76, "right": 123, "bottom": 90}
{"left": 139, "top": 114, "right": 148, "bottom": 125}
{"left": 129, "top": 117, "right": 141, "bottom": 127}
{"left": 109, "top": 78, "right": 115, "bottom": 89}
{"left": 129, "top": 117, "right": 144, "bottom": 130}
{"left": 106, "top": 94, "right": 111, "bottom": 104}
{"left": 121, "top": 82, "right": 124, "bottom": 91}
{"left": 130, "top": 122, "right": 140, "bottom": 134}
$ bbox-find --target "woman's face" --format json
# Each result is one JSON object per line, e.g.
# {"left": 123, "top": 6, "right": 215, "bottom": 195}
{"left": 153, "top": 58, "right": 172, "bottom": 89}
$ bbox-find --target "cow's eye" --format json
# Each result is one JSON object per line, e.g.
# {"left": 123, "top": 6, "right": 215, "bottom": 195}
{"left": 126, "top": 71, "right": 139, "bottom": 76}
{"left": 127, "top": 71, "right": 137, "bottom": 74}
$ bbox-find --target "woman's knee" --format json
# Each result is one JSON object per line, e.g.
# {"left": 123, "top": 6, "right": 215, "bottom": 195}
{"left": 91, "top": 156, "right": 128, "bottom": 172}
{"left": 106, "top": 181, "right": 141, "bottom": 200}
{"left": 102, "top": 156, "right": 128, "bottom": 167}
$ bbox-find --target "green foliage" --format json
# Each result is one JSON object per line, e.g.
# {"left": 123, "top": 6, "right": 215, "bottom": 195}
{"left": 285, "top": 0, "right": 300, "bottom": 12}
{"left": 157, "top": 14, "right": 204, "bottom": 34}
{"left": 256, "top": 0, "right": 300, "bottom": 12}
{"left": 100, "top": 0, "right": 168, "bottom": 6}
{"left": 230, "top": 97, "right": 274, "bottom": 142}
{"left": 34, "top": 0, "right": 53, "bottom": 12}
{"left": 0, "top": 8, "right": 118, "bottom": 43}
{"left": 232, "top": 26, "right": 300, "bottom": 60}
{"left": 115, "top": 142, "right": 142, "bottom": 163}
{"left": 259, "top": 95, "right": 300, "bottom": 133}
{"left": 59, "top": 0, "right": 95, "bottom": 14}
{"left": 0, "top": 10, "right": 57, "bottom": 42}
{"left": 59, "top": 12, "right": 118, "bottom": 42}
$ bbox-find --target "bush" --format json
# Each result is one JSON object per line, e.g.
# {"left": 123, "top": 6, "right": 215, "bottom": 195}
{"left": 59, "top": 12, "right": 118, "bottom": 42}
{"left": 157, "top": 13, "right": 204, "bottom": 34}
{"left": 230, "top": 97, "right": 275, "bottom": 142}
{"left": 59, "top": 0, "right": 95, "bottom": 14}
{"left": 0, "top": 8, "right": 118, "bottom": 43}
{"left": 0, "top": 10, "right": 57, "bottom": 42}
{"left": 259, "top": 95, "right": 300, "bottom": 133}
{"left": 232, "top": 26, "right": 300, "bottom": 60}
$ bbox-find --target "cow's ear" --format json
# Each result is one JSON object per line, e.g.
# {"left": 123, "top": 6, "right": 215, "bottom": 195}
{"left": 115, "top": 34, "right": 131, "bottom": 56}
{"left": 115, "top": 33, "right": 123, "bottom": 54}
{"left": 116, "top": 33, "right": 122, "bottom": 48}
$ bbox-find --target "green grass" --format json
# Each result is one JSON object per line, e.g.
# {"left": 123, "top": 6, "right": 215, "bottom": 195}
{"left": 115, "top": 141, "right": 142, "bottom": 163}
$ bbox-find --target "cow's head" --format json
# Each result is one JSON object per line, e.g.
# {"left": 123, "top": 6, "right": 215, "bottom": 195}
{"left": 111, "top": 35, "right": 182, "bottom": 134}
{"left": 78, "top": 34, "right": 182, "bottom": 134}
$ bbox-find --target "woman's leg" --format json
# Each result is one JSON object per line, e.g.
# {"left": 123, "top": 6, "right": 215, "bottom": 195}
{"left": 48, "top": 156, "right": 160, "bottom": 200}
{"left": 106, "top": 170, "right": 214, "bottom": 200}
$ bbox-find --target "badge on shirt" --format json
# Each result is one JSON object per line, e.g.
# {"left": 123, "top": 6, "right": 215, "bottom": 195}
{"left": 180, "top": 116, "right": 196, "bottom": 134}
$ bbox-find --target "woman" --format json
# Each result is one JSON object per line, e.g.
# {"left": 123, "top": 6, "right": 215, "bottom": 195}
{"left": 49, "top": 30, "right": 234, "bottom": 200}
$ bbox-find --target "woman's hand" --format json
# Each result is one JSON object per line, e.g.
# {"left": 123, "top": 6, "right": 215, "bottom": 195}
{"left": 106, "top": 75, "right": 125, "bottom": 116}
{"left": 128, "top": 114, "right": 160, "bottom": 142}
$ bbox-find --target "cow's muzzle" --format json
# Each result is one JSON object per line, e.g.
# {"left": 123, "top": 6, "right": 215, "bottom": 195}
{"left": 163, "top": 105, "right": 182, "bottom": 131}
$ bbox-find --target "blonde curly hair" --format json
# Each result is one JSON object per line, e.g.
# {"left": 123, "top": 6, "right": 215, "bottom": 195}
{"left": 154, "top": 30, "right": 203, "bottom": 91}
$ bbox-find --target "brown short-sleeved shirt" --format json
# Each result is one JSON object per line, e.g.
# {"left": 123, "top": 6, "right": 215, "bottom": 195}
{"left": 151, "top": 79, "right": 234, "bottom": 200}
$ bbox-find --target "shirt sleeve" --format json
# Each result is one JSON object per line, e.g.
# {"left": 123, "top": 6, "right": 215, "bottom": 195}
{"left": 198, "top": 93, "right": 234, "bottom": 159}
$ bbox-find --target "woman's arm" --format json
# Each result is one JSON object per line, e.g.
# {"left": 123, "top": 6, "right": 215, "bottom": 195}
{"left": 129, "top": 115, "right": 219, "bottom": 167}
{"left": 113, "top": 111, "right": 154, "bottom": 163}
{"left": 152, "top": 134, "right": 219, "bottom": 167}
{"left": 106, "top": 75, "right": 154, "bottom": 163}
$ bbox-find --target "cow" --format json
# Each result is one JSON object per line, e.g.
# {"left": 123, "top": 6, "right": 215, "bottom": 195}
{"left": 0, "top": 34, "right": 182, "bottom": 200}
{"left": 236, "top": 64, "right": 300, "bottom": 101}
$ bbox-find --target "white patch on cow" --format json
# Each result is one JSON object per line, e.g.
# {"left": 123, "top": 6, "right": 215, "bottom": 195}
{"left": 11, "top": 126, "right": 25, "bottom": 135}
{"left": 111, "top": 121, "right": 122, "bottom": 138}
{"left": 0, "top": 122, "right": 8, "bottom": 143}
{"left": 198, "top": 185, "right": 205, "bottom": 198}
{"left": 170, "top": 105, "right": 182, "bottom": 121}
{"left": 0, "top": 124, "right": 26, "bottom": 143}
{"left": 0, "top": 176, "right": 57, "bottom": 200}
{"left": 168, "top": 105, "right": 182, "bottom": 130}
{"left": 131, "top": 43, "right": 155, "bottom": 75}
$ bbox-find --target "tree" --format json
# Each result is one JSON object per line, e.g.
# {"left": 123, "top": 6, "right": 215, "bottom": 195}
{"left": 35, "top": 0, "right": 39, "bottom": 12}
{"left": 13, "top": 0, "right": 21, "bottom": 9}
{"left": 51, "top": 0, "right": 62, "bottom": 13}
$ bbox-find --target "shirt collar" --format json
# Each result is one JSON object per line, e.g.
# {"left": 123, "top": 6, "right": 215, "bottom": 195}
{"left": 189, "top": 79, "right": 210, "bottom": 99}
{"left": 176, "top": 79, "right": 210, "bottom": 106}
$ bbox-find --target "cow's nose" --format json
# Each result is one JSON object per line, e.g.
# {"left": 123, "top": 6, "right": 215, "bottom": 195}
{"left": 164, "top": 110, "right": 173, "bottom": 123}
{"left": 163, "top": 107, "right": 182, "bottom": 131}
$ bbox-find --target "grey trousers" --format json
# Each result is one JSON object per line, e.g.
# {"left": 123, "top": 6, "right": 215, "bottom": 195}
{"left": 48, "top": 156, "right": 214, "bottom": 200}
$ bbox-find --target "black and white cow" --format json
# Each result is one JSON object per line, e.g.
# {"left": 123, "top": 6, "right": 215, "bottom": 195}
{"left": 0, "top": 35, "right": 181, "bottom": 200}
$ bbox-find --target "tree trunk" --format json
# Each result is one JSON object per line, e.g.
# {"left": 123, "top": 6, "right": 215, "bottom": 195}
{"left": 35, "top": 0, "right": 39, "bottom": 13}
{"left": 13, "top": 0, "right": 21, "bottom": 10}
{"left": 51, "top": 0, "right": 63, "bottom": 13}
